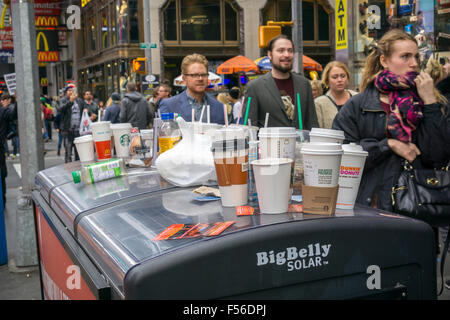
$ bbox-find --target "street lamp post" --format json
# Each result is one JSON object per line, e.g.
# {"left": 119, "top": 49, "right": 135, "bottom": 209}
{"left": 292, "top": 0, "right": 303, "bottom": 75}
{"left": 11, "top": 0, "right": 44, "bottom": 268}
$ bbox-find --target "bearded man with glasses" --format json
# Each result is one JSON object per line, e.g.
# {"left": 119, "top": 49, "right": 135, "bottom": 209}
{"left": 160, "top": 53, "right": 225, "bottom": 124}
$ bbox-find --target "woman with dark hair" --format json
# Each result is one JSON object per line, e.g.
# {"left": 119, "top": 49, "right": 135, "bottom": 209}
{"left": 332, "top": 29, "right": 450, "bottom": 211}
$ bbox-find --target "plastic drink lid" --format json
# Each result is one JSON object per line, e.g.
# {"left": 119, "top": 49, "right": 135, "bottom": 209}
{"left": 310, "top": 128, "right": 345, "bottom": 139}
{"left": 91, "top": 121, "right": 111, "bottom": 128}
{"left": 300, "top": 142, "right": 343, "bottom": 155}
{"left": 342, "top": 143, "right": 368, "bottom": 156}
{"left": 74, "top": 135, "right": 93, "bottom": 143}
{"left": 161, "top": 113, "right": 174, "bottom": 120}
{"left": 258, "top": 127, "right": 297, "bottom": 138}
{"left": 72, "top": 171, "right": 81, "bottom": 184}
{"left": 111, "top": 123, "right": 132, "bottom": 130}
{"left": 214, "top": 127, "right": 246, "bottom": 141}
{"left": 211, "top": 139, "right": 249, "bottom": 152}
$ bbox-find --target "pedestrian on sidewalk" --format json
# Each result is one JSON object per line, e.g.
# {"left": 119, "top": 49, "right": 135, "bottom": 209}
{"left": 0, "top": 93, "right": 18, "bottom": 207}
{"left": 102, "top": 92, "right": 121, "bottom": 123}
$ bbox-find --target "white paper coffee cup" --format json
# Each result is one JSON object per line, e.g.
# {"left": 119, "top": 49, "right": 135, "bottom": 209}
{"left": 252, "top": 158, "right": 293, "bottom": 214}
{"left": 258, "top": 127, "right": 297, "bottom": 160}
{"left": 336, "top": 143, "right": 368, "bottom": 209}
{"left": 74, "top": 134, "right": 95, "bottom": 163}
{"left": 111, "top": 123, "right": 132, "bottom": 158}
{"left": 301, "top": 142, "right": 343, "bottom": 187}
{"left": 310, "top": 128, "right": 345, "bottom": 144}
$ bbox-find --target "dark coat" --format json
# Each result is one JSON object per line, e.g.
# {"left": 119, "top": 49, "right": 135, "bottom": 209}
{"left": 57, "top": 96, "right": 88, "bottom": 132}
{"left": 119, "top": 91, "right": 154, "bottom": 129}
{"left": 332, "top": 81, "right": 450, "bottom": 211}
{"left": 102, "top": 103, "right": 121, "bottom": 123}
{"left": 243, "top": 72, "right": 318, "bottom": 129}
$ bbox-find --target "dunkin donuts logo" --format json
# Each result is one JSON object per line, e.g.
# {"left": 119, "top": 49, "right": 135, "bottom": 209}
{"left": 340, "top": 166, "right": 361, "bottom": 177}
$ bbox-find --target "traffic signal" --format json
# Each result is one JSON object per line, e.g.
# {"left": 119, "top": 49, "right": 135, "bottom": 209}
{"left": 133, "top": 58, "right": 147, "bottom": 74}
{"left": 258, "top": 25, "right": 281, "bottom": 48}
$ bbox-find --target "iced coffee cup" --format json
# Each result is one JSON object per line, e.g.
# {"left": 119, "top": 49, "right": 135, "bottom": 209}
{"left": 336, "top": 143, "right": 368, "bottom": 209}
{"left": 74, "top": 134, "right": 95, "bottom": 164}
{"left": 309, "top": 128, "right": 345, "bottom": 144}
{"left": 301, "top": 142, "right": 343, "bottom": 187}
{"left": 91, "top": 121, "right": 112, "bottom": 160}
{"left": 111, "top": 123, "right": 132, "bottom": 159}
{"left": 211, "top": 135, "right": 249, "bottom": 207}
{"left": 252, "top": 158, "right": 293, "bottom": 214}
{"left": 258, "top": 127, "right": 297, "bottom": 160}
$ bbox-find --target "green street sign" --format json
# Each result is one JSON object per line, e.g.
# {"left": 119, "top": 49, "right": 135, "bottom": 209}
{"left": 140, "top": 43, "right": 157, "bottom": 49}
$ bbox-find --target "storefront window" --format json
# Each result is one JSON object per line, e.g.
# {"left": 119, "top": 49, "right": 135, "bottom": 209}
{"left": 163, "top": 0, "right": 239, "bottom": 43}
{"left": 181, "top": 0, "right": 220, "bottom": 41}
{"left": 302, "top": 2, "right": 314, "bottom": 41}
{"left": 318, "top": 4, "right": 329, "bottom": 41}
{"left": 117, "top": 0, "right": 129, "bottom": 44}
{"left": 110, "top": 3, "right": 117, "bottom": 46}
{"left": 129, "top": 0, "right": 139, "bottom": 43}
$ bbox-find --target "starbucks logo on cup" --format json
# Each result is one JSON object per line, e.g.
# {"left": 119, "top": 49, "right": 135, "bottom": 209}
{"left": 120, "top": 134, "right": 131, "bottom": 147}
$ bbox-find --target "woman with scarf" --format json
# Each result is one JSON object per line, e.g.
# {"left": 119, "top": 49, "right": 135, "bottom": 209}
{"left": 332, "top": 29, "right": 450, "bottom": 211}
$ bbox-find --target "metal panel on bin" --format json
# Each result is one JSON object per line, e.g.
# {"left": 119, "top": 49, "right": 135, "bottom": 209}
{"left": 75, "top": 187, "right": 436, "bottom": 299}
{"left": 49, "top": 168, "right": 175, "bottom": 235}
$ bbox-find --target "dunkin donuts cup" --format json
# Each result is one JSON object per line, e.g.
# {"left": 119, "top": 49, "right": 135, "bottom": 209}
{"left": 211, "top": 138, "right": 249, "bottom": 207}
{"left": 336, "top": 143, "right": 368, "bottom": 209}
{"left": 301, "top": 142, "right": 343, "bottom": 187}
{"left": 310, "top": 128, "right": 345, "bottom": 144}
{"left": 111, "top": 123, "right": 132, "bottom": 158}
{"left": 74, "top": 134, "right": 95, "bottom": 164}
{"left": 90, "top": 121, "right": 112, "bottom": 160}
{"left": 258, "top": 127, "right": 297, "bottom": 160}
{"left": 252, "top": 158, "right": 293, "bottom": 214}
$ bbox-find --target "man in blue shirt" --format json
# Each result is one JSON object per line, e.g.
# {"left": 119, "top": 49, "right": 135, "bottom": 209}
{"left": 160, "top": 54, "right": 225, "bottom": 124}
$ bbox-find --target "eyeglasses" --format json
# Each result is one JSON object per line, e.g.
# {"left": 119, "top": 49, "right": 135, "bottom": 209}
{"left": 184, "top": 73, "right": 209, "bottom": 79}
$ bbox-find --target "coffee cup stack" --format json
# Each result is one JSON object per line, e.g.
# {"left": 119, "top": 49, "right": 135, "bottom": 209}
{"left": 300, "top": 128, "right": 345, "bottom": 215}
{"left": 252, "top": 127, "right": 296, "bottom": 214}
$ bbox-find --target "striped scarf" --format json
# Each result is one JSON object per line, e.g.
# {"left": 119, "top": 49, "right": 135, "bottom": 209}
{"left": 375, "top": 70, "right": 423, "bottom": 143}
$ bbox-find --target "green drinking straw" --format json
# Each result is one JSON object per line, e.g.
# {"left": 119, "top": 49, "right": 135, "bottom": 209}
{"left": 244, "top": 96, "right": 251, "bottom": 125}
{"left": 297, "top": 93, "right": 303, "bottom": 130}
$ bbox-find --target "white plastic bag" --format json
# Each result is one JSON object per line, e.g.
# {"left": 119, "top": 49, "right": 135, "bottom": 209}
{"left": 79, "top": 109, "right": 92, "bottom": 136}
{"left": 155, "top": 118, "right": 219, "bottom": 187}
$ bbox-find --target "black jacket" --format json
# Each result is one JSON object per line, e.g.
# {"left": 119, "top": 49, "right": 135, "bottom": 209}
{"left": 332, "top": 81, "right": 450, "bottom": 211}
{"left": 437, "top": 75, "right": 450, "bottom": 103}
{"left": 57, "top": 96, "right": 89, "bottom": 132}
{"left": 119, "top": 91, "right": 154, "bottom": 129}
{"left": 0, "top": 103, "right": 17, "bottom": 150}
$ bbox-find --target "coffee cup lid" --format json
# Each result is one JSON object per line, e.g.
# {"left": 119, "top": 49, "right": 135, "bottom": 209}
{"left": 214, "top": 127, "right": 246, "bottom": 141}
{"left": 342, "top": 143, "right": 368, "bottom": 156}
{"left": 74, "top": 135, "right": 93, "bottom": 143}
{"left": 300, "top": 142, "right": 343, "bottom": 155}
{"left": 310, "top": 128, "right": 345, "bottom": 140}
{"left": 91, "top": 121, "right": 111, "bottom": 128}
{"left": 258, "top": 127, "right": 297, "bottom": 138}
{"left": 211, "top": 139, "right": 249, "bottom": 152}
{"left": 111, "top": 123, "right": 132, "bottom": 130}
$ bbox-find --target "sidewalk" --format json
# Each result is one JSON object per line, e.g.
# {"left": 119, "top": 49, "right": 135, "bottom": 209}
{"left": 1, "top": 129, "right": 450, "bottom": 300}
{"left": 0, "top": 130, "right": 64, "bottom": 300}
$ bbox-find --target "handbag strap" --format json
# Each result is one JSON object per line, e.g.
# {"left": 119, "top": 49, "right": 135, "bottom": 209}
{"left": 438, "top": 228, "right": 450, "bottom": 296}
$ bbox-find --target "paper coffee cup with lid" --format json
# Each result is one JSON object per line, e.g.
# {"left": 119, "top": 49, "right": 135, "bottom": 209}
{"left": 336, "top": 143, "right": 368, "bottom": 209}
{"left": 309, "top": 128, "right": 345, "bottom": 144}
{"left": 301, "top": 142, "right": 343, "bottom": 187}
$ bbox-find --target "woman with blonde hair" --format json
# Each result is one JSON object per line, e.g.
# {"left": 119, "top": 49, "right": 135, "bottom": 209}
{"left": 310, "top": 80, "right": 323, "bottom": 99}
{"left": 314, "top": 61, "right": 357, "bottom": 128}
{"left": 217, "top": 92, "right": 232, "bottom": 122}
{"left": 332, "top": 29, "right": 450, "bottom": 211}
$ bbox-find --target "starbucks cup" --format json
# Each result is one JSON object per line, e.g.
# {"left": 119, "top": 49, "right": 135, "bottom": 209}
{"left": 211, "top": 138, "right": 249, "bottom": 207}
{"left": 111, "top": 123, "right": 132, "bottom": 158}
{"left": 310, "top": 128, "right": 345, "bottom": 144}
{"left": 252, "top": 158, "right": 293, "bottom": 214}
{"left": 258, "top": 127, "right": 297, "bottom": 160}
{"left": 74, "top": 134, "right": 95, "bottom": 164}
{"left": 336, "top": 143, "right": 368, "bottom": 209}
{"left": 301, "top": 142, "right": 343, "bottom": 187}
{"left": 90, "top": 121, "right": 112, "bottom": 160}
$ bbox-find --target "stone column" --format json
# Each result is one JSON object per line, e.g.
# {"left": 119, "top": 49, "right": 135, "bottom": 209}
{"left": 235, "top": 0, "right": 268, "bottom": 60}
{"left": 149, "top": 0, "right": 166, "bottom": 77}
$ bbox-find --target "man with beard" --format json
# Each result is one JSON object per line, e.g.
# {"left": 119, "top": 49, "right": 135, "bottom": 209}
{"left": 243, "top": 35, "right": 318, "bottom": 129}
